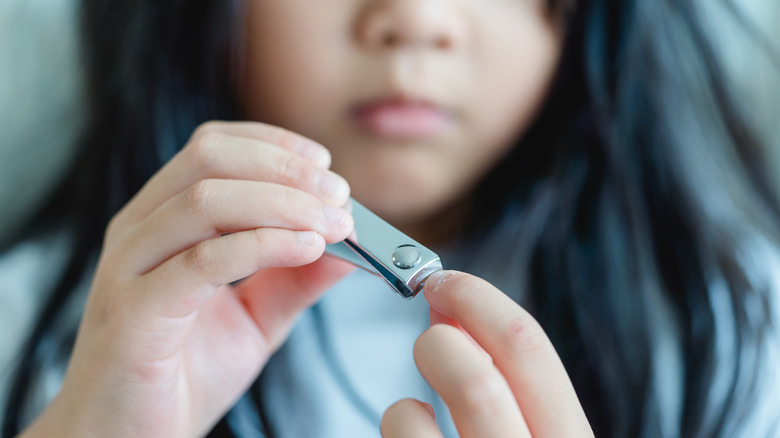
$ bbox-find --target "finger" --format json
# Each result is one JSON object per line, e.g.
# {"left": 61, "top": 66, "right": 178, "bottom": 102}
{"left": 423, "top": 271, "right": 593, "bottom": 438}
{"left": 114, "top": 180, "right": 352, "bottom": 275}
{"left": 112, "top": 124, "right": 347, "bottom": 232}
{"left": 129, "top": 227, "right": 326, "bottom": 322}
{"left": 381, "top": 399, "right": 443, "bottom": 438}
{"left": 235, "top": 256, "right": 355, "bottom": 350}
{"left": 194, "top": 121, "right": 332, "bottom": 168}
{"left": 129, "top": 133, "right": 346, "bottom": 221}
{"left": 429, "top": 307, "right": 490, "bottom": 361}
{"left": 185, "top": 258, "right": 355, "bottom": 385}
{"left": 429, "top": 306, "right": 459, "bottom": 327}
{"left": 414, "top": 324, "right": 529, "bottom": 438}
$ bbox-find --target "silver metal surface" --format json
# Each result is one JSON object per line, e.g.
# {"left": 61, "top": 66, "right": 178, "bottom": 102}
{"left": 325, "top": 198, "right": 443, "bottom": 298}
{"left": 392, "top": 245, "right": 421, "bottom": 269}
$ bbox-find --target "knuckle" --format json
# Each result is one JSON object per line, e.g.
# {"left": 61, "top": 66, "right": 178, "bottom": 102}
{"left": 501, "top": 313, "right": 548, "bottom": 358}
{"left": 454, "top": 367, "right": 508, "bottom": 417}
{"left": 182, "top": 179, "right": 216, "bottom": 216}
{"left": 126, "top": 359, "right": 171, "bottom": 385}
{"left": 278, "top": 184, "right": 301, "bottom": 209}
{"left": 251, "top": 227, "right": 268, "bottom": 248}
{"left": 183, "top": 241, "right": 215, "bottom": 274}
{"left": 104, "top": 211, "right": 124, "bottom": 241}
{"left": 296, "top": 159, "right": 318, "bottom": 184}
{"left": 264, "top": 125, "right": 298, "bottom": 148}
{"left": 278, "top": 154, "right": 310, "bottom": 184}
{"left": 187, "top": 131, "right": 222, "bottom": 172}
{"left": 191, "top": 121, "right": 222, "bottom": 142}
{"left": 103, "top": 208, "right": 134, "bottom": 249}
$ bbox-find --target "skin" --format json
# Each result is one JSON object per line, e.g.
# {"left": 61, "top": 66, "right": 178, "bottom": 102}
{"left": 242, "top": 0, "right": 564, "bottom": 243}
{"left": 381, "top": 271, "right": 592, "bottom": 437}
{"left": 22, "top": 0, "right": 593, "bottom": 436}
{"left": 23, "top": 123, "right": 357, "bottom": 437}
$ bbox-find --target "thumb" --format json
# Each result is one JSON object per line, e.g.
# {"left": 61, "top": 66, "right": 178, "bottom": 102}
{"left": 235, "top": 256, "right": 354, "bottom": 350}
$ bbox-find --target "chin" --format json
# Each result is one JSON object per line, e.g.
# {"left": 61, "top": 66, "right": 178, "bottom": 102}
{"left": 351, "top": 185, "right": 447, "bottom": 228}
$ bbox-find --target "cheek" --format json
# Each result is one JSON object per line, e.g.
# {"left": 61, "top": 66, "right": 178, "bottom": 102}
{"left": 241, "top": 1, "right": 563, "bottom": 227}
{"left": 243, "top": 45, "right": 326, "bottom": 127}
{"left": 242, "top": 6, "right": 345, "bottom": 130}
{"left": 433, "top": 21, "right": 561, "bottom": 206}
{"left": 469, "top": 12, "right": 562, "bottom": 156}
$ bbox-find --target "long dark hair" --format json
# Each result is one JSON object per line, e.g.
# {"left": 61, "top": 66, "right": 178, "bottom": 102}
{"left": 475, "top": 0, "right": 780, "bottom": 436}
{"left": 4, "top": 0, "right": 779, "bottom": 437}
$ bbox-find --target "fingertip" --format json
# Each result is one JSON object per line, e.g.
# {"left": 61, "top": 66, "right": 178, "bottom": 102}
{"left": 415, "top": 323, "right": 491, "bottom": 370}
{"left": 346, "top": 226, "right": 358, "bottom": 243}
{"left": 422, "top": 401, "right": 436, "bottom": 419}
{"left": 422, "top": 270, "right": 458, "bottom": 313}
{"left": 297, "top": 231, "right": 327, "bottom": 264}
{"left": 318, "top": 215, "right": 354, "bottom": 247}
{"left": 422, "top": 270, "right": 489, "bottom": 312}
{"left": 422, "top": 272, "right": 441, "bottom": 296}
{"left": 422, "top": 270, "right": 455, "bottom": 295}
{"left": 296, "top": 138, "right": 332, "bottom": 168}
{"left": 413, "top": 324, "right": 458, "bottom": 363}
{"left": 318, "top": 171, "right": 351, "bottom": 207}
{"left": 381, "top": 399, "right": 442, "bottom": 438}
{"left": 297, "top": 230, "right": 324, "bottom": 247}
{"left": 264, "top": 230, "right": 325, "bottom": 269}
{"left": 343, "top": 210, "right": 355, "bottom": 237}
{"left": 322, "top": 204, "right": 355, "bottom": 242}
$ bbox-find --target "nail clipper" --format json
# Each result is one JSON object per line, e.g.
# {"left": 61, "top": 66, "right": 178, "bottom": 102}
{"left": 324, "top": 198, "right": 442, "bottom": 298}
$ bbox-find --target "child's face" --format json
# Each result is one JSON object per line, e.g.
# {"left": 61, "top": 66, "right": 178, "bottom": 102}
{"left": 242, "top": 0, "right": 563, "bottom": 236}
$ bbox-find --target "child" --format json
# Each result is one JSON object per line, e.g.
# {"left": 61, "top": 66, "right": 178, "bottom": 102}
{"left": 3, "top": 0, "right": 779, "bottom": 437}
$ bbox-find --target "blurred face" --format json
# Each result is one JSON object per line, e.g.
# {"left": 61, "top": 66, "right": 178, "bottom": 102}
{"left": 243, "top": 0, "right": 564, "bottom": 239}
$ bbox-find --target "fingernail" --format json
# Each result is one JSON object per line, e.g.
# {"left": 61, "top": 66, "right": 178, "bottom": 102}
{"left": 423, "top": 402, "right": 435, "bottom": 418}
{"left": 423, "top": 270, "right": 448, "bottom": 293}
{"left": 347, "top": 228, "right": 358, "bottom": 243}
{"left": 343, "top": 198, "right": 353, "bottom": 213}
{"left": 319, "top": 171, "right": 349, "bottom": 200}
{"left": 297, "top": 139, "right": 331, "bottom": 168}
{"left": 298, "top": 231, "right": 321, "bottom": 246}
{"left": 324, "top": 205, "right": 348, "bottom": 227}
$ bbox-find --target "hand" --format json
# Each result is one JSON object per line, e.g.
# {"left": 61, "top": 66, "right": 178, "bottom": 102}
{"left": 22, "top": 122, "right": 355, "bottom": 438}
{"left": 381, "top": 271, "right": 593, "bottom": 438}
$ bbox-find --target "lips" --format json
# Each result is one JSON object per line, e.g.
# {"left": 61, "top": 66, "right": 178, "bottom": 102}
{"left": 351, "top": 98, "right": 452, "bottom": 139}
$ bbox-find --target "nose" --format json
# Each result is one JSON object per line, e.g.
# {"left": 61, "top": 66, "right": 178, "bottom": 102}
{"left": 354, "top": 0, "right": 465, "bottom": 52}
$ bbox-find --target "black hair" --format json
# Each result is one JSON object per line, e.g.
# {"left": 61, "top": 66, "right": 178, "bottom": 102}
{"left": 4, "top": 0, "right": 779, "bottom": 437}
{"left": 474, "top": 0, "right": 780, "bottom": 436}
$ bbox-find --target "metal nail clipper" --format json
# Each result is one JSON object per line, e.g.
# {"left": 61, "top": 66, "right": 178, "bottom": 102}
{"left": 324, "top": 198, "right": 443, "bottom": 298}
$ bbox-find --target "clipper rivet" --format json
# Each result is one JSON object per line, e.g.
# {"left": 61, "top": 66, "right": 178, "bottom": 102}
{"left": 393, "top": 245, "right": 421, "bottom": 269}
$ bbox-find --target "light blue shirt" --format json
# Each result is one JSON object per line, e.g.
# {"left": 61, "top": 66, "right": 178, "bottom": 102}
{"left": 1, "top": 233, "right": 779, "bottom": 436}
{"left": 259, "top": 269, "right": 458, "bottom": 437}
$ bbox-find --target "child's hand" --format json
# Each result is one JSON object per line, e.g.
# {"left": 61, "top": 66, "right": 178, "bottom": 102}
{"left": 23, "top": 121, "right": 354, "bottom": 438}
{"left": 380, "top": 271, "right": 594, "bottom": 438}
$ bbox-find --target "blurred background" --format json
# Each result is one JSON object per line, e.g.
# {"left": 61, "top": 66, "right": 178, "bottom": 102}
{"left": 0, "top": 0, "right": 778, "bottom": 233}
{"left": 0, "top": 0, "right": 85, "bottom": 243}
{"left": 708, "top": 0, "right": 780, "bottom": 170}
